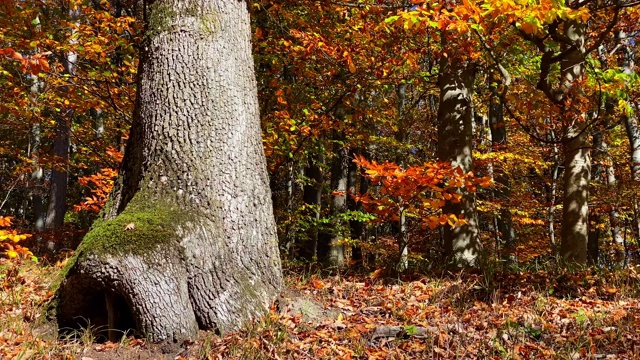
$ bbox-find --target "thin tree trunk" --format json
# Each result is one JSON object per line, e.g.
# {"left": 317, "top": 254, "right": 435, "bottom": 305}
{"left": 488, "top": 73, "right": 516, "bottom": 263}
{"left": 588, "top": 129, "right": 605, "bottom": 265}
{"left": 302, "top": 155, "right": 323, "bottom": 261}
{"left": 320, "top": 136, "right": 348, "bottom": 267}
{"left": 617, "top": 30, "right": 640, "bottom": 242}
{"left": 45, "top": 4, "right": 78, "bottom": 230}
{"left": 548, "top": 135, "right": 560, "bottom": 254}
{"left": 45, "top": 117, "right": 70, "bottom": 229}
{"left": 395, "top": 83, "right": 409, "bottom": 270}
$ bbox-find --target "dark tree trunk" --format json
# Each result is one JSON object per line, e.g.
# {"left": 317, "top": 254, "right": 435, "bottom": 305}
{"left": 302, "top": 155, "right": 323, "bottom": 261}
{"left": 45, "top": 4, "right": 78, "bottom": 230}
{"left": 488, "top": 74, "right": 516, "bottom": 262}
{"left": 55, "top": 0, "right": 283, "bottom": 345}
{"left": 347, "top": 149, "right": 363, "bottom": 261}
{"left": 44, "top": 117, "right": 69, "bottom": 229}
{"left": 436, "top": 39, "right": 481, "bottom": 267}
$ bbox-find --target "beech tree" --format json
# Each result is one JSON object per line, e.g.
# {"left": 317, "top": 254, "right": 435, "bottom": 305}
{"left": 54, "top": 0, "right": 283, "bottom": 345}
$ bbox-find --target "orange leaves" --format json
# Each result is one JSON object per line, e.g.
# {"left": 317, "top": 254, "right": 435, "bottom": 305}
{"left": 74, "top": 162, "right": 120, "bottom": 213}
{"left": 354, "top": 156, "right": 490, "bottom": 229}
{"left": 0, "top": 217, "right": 33, "bottom": 260}
{"left": 0, "top": 48, "right": 51, "bottom": 75}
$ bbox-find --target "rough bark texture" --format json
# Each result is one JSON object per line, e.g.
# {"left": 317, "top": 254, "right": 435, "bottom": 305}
{"left": 561, "top": 128, "right": 591, "bottom": 264}
{"left": 436, "top": 42, "right": 481, "bottom": 267}
{"left": 55, "top": 0, "right": 283, "bottom": 345}
{"left": 559, "top": 20, "right": 590, "bottom": 264}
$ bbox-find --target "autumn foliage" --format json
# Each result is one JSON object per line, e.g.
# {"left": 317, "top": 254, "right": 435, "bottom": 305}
{"left": 0, "top": 217, "right": 32, "bottom": 260}
{"left": 355, "top": 157, "right": 492, "bottom": 230}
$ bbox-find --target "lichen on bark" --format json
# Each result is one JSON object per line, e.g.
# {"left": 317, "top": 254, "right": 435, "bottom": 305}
{"left": 145, "top": 1, "right": 219, "bottom": 39}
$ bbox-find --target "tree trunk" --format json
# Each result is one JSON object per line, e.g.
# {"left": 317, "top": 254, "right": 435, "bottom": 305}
{"left": 588, "top": 129, "right": 605, "bottom": 265}
{"left": 45, "top": 4, "right": 78, "bottom": 230}
{"left": 560, "top": 125, "right": 591, "bottom": 264}
{"left": 320, "top": 140, "right": 348, "bottom": 267}
{"left": 302, "top": 155, "right": 323, "bottom": 261}
{"left": 436, "top": 43, "right": 481, "bottom": 267}
{"left": 547, "top": 133, "right": 560, "bottom": 254}
{"left": 394, "top": 83, "right": 409, "bottom": 270}
{"left": 488, "top": 75, "right": 516, "bottom": 263}
{"left": 55, "top": 0, "right": 283, "bottom": 345}
{"left": 559, "top": 20, "right": 590, "bottom": 264}
{"left": 44, "top": 117, "right": 70, "bottom": 229}
{"left": 348, "top": 149, "right": 369, "bottom": 263}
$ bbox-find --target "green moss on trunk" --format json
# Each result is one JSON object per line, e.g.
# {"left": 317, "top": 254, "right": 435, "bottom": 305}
{"left": 76, "top": 199, "right": 197, "bottom": 263}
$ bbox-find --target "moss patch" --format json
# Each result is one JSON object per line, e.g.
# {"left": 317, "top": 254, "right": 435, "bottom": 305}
{"left": 75, "top": 199, "right": 197, "bottom": 263}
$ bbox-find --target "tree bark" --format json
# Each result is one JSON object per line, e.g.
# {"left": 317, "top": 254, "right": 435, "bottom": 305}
{"left": 436, "top": 40, "right": 481, "bottom": 267}
{"left": 55, "top": 0, "right": 283, "bottom": 345}
{"left": 320, "top": 139, "right": 348, "bottom": 267}
{"left": 558, "top": 20, "right": 590, "bottom": 264}
{"left": 45, "top": 3, "right": 78, "bottom": 230}
{"left": 44, "top": 116, "right": 70, "bottom": 229}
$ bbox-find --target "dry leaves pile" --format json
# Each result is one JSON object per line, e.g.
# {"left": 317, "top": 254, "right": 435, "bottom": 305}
{"left": 1, "top": 260, "right": 640, "bottom": 359}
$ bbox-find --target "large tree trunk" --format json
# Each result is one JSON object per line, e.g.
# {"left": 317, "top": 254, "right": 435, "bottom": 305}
{"left": 55, "top": 0, "right": 283, "bottom": 346}
{"left": 436, "top": 40, "right": 481, "bottom": 267}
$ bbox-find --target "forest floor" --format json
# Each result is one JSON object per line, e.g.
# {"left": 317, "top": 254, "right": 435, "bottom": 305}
{"left": 1, "top": 257, "right": 640, "bottom": 359}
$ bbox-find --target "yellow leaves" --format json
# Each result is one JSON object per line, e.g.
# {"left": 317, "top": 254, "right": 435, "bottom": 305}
{"left": 0, "top": 216, "right": 33, "bottom": 261}
{"left": 427, "top": 214, "right": 466, "bottom": 230}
